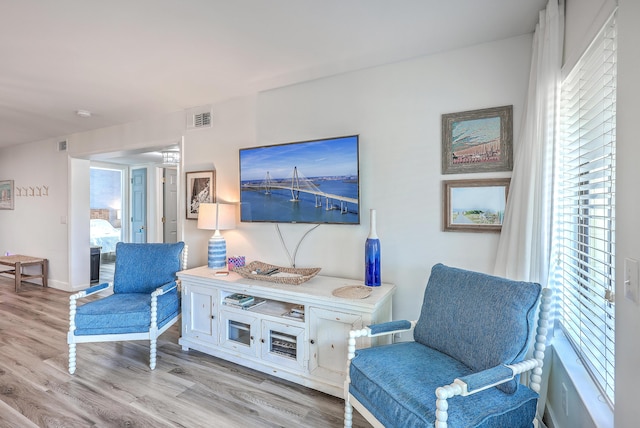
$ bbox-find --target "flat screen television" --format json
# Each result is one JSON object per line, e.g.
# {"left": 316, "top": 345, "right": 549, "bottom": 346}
{"left": 239, "top": 135, "right": 360, "bottom": 224}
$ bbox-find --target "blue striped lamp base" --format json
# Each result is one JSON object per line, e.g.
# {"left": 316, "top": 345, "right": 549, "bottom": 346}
{"left": 208, "top": 236, "right": 227, "bottom": 269}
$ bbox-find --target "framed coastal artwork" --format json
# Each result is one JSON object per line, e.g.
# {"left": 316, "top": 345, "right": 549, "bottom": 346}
{"left": 186, "top": 171, "right": 215, "bottom": 220}
{"left": 442, "top": 178, "right": 510, "bottom": 232}
{"left": 0, "top": 180, "right": 14, "bottom": 210}
{"left": 441, "top": 105, "right": 513, "bottom": 174}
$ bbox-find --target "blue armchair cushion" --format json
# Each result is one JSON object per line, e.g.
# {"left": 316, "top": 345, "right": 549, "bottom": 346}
{"left": 73, "top": 288, "right": 179, "bottom": 336}
{"left": 113, "top": 242, "right": 185, "bottom": 294}
{"left": 349, "top": 342, "right": 538, "bottom": 428}
{"left": 413, "top": 264, "right": 541, "bottom": 393}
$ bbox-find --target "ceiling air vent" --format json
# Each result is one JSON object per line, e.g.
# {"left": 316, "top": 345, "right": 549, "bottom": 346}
{"left": 194, "top": 111, "right": 211, "bottom": 128}
{"left": 186, "top": 105, "right": 213, "bottom": 130}
{"left": 58, "top": 140, "right": 68, "bottom": 151}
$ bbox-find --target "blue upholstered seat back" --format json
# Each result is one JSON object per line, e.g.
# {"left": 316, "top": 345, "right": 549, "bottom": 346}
{"left": 113, "top": 242, "right": 185, "bottom": 294}
{"left": 413, "top": 263, "right": 541, "bottom": 394}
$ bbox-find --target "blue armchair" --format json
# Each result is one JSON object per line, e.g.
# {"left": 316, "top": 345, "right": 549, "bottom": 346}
{"left": 344, "top": 263, "right": 551, "bottom": 428}
{"left": 67, "top": 242, "right": 188, "bottom": 374}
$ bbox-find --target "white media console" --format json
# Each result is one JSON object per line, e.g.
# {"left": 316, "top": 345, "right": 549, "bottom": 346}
{"left": 177, "top": 266, "right": 395, "bottom": 397}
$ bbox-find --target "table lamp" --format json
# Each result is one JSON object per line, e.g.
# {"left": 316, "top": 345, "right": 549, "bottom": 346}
{"left": 197, "top": 202, "right": 236, "bottom": 269}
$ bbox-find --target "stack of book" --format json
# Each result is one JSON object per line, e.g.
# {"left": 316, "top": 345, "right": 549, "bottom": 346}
{"left": 282, "top": 305, "right": 305, "bottom": 321}
{"left": 223, "top": 293, "right": 266, "bottom": 310}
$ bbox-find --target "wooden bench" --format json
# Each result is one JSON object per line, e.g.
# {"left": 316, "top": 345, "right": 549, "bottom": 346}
{"left": 0, "top": 255, "right": 48, "bottom": 292}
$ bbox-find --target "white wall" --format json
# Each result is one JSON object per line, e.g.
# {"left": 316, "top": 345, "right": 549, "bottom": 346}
{"left": 0, "top": 110, "right": 186, "bottom": 290}
{"left": 190, "top": 34, "right": 533, "bottom": 323}
{"left": 261, "top": 35, "right": 531, "bottom": 319}
{"left": 67, "top": 111, "right": 185, "bottom": 159}
{"left": 1, "top": 34, "right": 533, "bottom": 305}
{"left": 0, "top": 138, "right": 69, "bottom": 287}
{"left": 68, "top": 157, "right": 90, "bottom": 287}
{"left": 182, "top": 95, "right": 257, "bottom": 269}
{"left": 65, "top": 111, "right": 185, "bottom": 289}
{"left": 563, "top": 0, "right": 616, "bottom": 71}
{"left": 615, "top": 0, "right": 640, "bottom": 426}
{"left": 0, "top": 35, "right": 532, "bottom": 301}
{"left": 178, "top": 33, "right": 536, "bottom": 296}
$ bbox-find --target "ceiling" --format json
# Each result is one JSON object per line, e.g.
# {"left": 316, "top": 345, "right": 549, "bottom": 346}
{"left": 0, "top": 0, "right": 547, "bottom": 150}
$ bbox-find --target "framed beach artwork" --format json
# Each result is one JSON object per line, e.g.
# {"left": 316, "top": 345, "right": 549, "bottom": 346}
{"left": 441, "top": 105, "right": 513, "bottom": 174}
{"left": 0, "top": 180, "right": 14, "bottom": 210}
{"left": 186, "top": 171, "right": 215, "bottom": 220}
{"left": 442, "top": 178, "right": 510, "bottom": 232}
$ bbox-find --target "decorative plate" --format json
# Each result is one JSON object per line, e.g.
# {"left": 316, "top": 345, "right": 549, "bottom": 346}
{"left": 332, "top": 285, "right": 373, "bottom": 299}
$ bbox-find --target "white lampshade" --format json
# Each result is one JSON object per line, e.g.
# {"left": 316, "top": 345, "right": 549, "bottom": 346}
{"left": 197, "top": 203, "right": 236, "bottom": 269}
{"left": 197, "top": 203, "right": 236, "bottom": 231}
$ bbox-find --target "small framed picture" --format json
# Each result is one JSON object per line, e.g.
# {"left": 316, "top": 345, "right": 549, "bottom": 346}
{"left": 443, "top": 178, "right": 510, "bottom": 232}
{"left": 0, "top": 180, "right": 15, "bottom": 210}
{"left": 186, "top": 171, "right": 215, "bottom": 220}
{"left": 442, "top": 105, "right": 513, "bottom": 174}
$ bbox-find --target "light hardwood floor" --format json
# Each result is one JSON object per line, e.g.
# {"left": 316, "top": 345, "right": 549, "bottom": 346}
{"left": 0, "top": 276, "right": 371, "bottom": 428}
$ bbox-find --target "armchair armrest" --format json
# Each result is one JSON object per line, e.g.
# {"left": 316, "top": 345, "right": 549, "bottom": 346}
{"left": 432, "top": 359, "right": 539, "bottom": 426}
{"left": 149, "top": 280, "right": 179, "bottom": 329}
{"left": 69, "top": 282, "right": 112, "bottom": 339}
{"left": 70, "top": 282, "right": 111, "bottom": 301}
{"left": 437, "top": 358, "right": 539, "bottom": 398}
{"left": 347, "top": 320, "right": 417, "bottom": 361}
{"left": 350, "top": 320, "right": 417, "bottom": 340}
{"left": 367, "top": 320, "right": 416, "bottom": 336}
{"left": 455, "top": 365, "right": 515, "bottom": 395}
{"left": 151, "top": 280, "right": 178, "bottom": 297}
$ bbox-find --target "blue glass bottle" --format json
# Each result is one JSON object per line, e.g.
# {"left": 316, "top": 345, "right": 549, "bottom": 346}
{"left": 365, "top": 209, "right": 381, "bottom": 286}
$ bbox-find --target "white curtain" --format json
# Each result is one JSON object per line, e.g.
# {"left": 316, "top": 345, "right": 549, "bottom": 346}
{"left": 493, "top": 1, "right": 563, "bottom": 424}
{"left": 494, "top": 0, "right": 563, "bottom": 285}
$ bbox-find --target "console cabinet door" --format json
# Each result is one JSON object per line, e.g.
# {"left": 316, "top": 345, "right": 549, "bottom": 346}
{"left": 220, "top": 310, "right": 259, "bottom": 357}
{"left": 183, "top": 283, "right": 218, "bottom": 344}
{"left": 261, "top": 320, "right": 306, "bottom": 371}
{"left": 308, "top": 307, "right": 363, "bottom": 385}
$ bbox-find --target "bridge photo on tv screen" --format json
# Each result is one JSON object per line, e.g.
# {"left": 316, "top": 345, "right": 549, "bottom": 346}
{"left": 239, "top": 135, "right": 360, "bottom": 224}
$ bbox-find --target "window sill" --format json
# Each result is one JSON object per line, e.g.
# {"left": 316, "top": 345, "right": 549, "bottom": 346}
{"left": 550, "top": 331, "right": 613, "bottom": 428}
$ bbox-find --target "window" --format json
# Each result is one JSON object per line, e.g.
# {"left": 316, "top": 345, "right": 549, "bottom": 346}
{"left": 554, "top": 12, "right": 617, "bottom": 405}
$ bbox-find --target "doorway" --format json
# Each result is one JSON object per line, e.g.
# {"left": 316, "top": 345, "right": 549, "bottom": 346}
{"left": 90, "top": 165, "right": 125, "bottom": 284}
{"left": 163, "top": 167, "right": 178, "bottom": 243}
{"left": 89, "top": 166, "right": 124, "bottom": 257}
{"left": 87, "top": 147, "right": 181, "bottom": 285}
{"left": 131, "top": 168, "right": 147, "bottom": 243}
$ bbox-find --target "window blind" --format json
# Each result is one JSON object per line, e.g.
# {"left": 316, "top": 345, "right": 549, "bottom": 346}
{"left": 556, "top": 12, "right": 617, "bottom": 405}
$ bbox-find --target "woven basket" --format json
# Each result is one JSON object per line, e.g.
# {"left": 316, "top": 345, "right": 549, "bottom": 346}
{"left": 232, "top": 261, "right": 321, "bottom": 285}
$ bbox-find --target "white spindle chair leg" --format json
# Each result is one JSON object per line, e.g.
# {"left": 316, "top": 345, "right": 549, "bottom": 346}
{"left": 344, "top": 399, "right": 353, "bottom": 428}
{"left": 68, "top": 294, "right": 79, "bottom": 374}
{"left": 150, "top": 337, "right": 157, "bottom": 370}
{"left": 68, "top": 343, "right": 76, "bottom": 374}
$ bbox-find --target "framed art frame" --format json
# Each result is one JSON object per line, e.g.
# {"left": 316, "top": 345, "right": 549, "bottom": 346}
{"left": 0, "top": 180, "right": 14, "bottom": 210}
{"left": 442, "top": 105, "right": 513, "bottom": 174}
{"left": 186, "top": 171, "right": 215, "bottom": 220}
{"left": 442, "top": 178, "right": 510, "bottom": 232}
